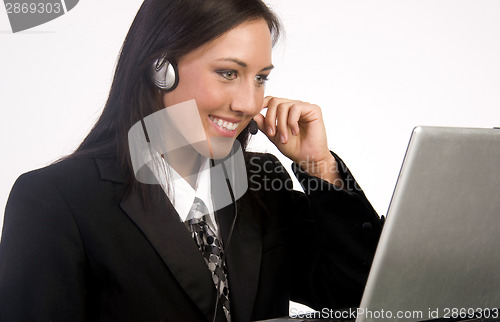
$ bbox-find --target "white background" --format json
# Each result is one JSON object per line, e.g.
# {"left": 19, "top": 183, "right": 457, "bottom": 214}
{"left": 1, "top": 0, "right": 499, "bottom": 267}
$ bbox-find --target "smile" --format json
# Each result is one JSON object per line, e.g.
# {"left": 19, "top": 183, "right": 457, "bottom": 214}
{"left": 209, "top": 115, "right": 239, "bottom": 131}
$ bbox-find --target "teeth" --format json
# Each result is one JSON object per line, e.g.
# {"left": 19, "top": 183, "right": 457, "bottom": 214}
{"left": 210, "top": 116, "right": 239, "bottom": 131}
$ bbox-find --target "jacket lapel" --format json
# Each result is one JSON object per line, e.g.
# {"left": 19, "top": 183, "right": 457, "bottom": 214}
{"left": 96, "top": 158, "right": 264, "bottom": 322}
{"left": 96, "top": 158, "right": 218, "bottom": 321}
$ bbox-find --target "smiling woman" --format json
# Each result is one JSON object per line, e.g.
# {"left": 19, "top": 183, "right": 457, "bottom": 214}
{"left": 0, "top": 0, "right": 383, "bottom": 321}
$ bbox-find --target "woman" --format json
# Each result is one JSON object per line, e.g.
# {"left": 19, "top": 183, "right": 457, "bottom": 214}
{"left": 0, "top": 0, "right": 383, "bottom": 321}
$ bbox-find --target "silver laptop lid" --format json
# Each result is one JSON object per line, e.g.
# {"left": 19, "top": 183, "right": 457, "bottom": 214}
{"left": 357, "top": 126, "right": 500, "bottom": 322}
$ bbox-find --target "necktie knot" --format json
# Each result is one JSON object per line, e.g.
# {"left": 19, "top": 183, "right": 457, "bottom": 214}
{"left": 190, "top": 197, "right": 209, "bottom": 217}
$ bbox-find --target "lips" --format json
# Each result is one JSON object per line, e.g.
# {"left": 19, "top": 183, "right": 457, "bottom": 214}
{"left": 209, "top": 115, "right": 239, "bottom": 131}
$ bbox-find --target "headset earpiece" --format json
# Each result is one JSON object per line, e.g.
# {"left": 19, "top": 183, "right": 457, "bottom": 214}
{"left": 152, "top": 56, "right": 179, "bottom": 91}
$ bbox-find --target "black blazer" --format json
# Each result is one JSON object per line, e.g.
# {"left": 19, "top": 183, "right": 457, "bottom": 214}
{"left": 0, "top": 152, "right": 382, "bottom": 322}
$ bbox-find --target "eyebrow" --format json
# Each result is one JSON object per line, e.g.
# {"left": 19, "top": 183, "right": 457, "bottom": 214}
{"left": 217, "top": 58, "right": 274, "bottom": 72}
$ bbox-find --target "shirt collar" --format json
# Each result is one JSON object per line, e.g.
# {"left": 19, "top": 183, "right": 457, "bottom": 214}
{"left": 171, "top": 157, "right": 214, "bottom": 222}
{"left": 150, "top": 154, "right": 216, "bottom": 226}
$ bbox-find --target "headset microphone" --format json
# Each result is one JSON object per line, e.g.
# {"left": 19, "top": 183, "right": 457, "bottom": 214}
{"left": 248, "top": 119, "right": 258, "bottom": 135}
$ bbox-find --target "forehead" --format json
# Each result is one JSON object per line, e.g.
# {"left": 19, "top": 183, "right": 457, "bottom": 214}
{"left": 179, "top": 19, "right": 273, "bottom": 67}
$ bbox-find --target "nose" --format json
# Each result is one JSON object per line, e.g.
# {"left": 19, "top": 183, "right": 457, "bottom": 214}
{"left": 229, "top": 81, "right": 262, "bottom": 116}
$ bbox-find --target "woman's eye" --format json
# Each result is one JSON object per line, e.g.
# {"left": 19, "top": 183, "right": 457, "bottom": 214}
{"left": 255, "top": 74, "right": 269, "bottom": 86}
{"left": 218, "top": 70, "right": 238, "bottom": 80}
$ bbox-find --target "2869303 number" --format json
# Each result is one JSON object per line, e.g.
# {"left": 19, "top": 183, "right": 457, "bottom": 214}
{"left": 5, "top": 2, "right": 62, "bottom": 14}
{"left": 443, "top": 308, "right": 499, "bottom": 319}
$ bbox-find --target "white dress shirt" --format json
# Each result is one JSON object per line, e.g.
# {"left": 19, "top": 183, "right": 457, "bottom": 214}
{"left": 149, "top": 154, "right": 218, "bottom": 234}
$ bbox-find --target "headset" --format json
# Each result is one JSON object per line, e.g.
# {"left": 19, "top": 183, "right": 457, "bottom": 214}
{"left": 152, "top": 55, "right": 179, "bottom": 92}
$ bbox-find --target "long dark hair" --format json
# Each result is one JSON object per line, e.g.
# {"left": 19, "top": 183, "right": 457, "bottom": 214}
{"left": 69, "top": 0, "right": 281, "bottom": 188}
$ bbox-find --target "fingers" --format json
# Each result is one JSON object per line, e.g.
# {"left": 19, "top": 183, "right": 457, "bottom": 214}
{"left": 287, "top": 105, "right": 301, "bottom": 137}
{"left": 260, "top": 96, "right": 307, "bottom": 144}
{"left": 275, "top": 102, "right": 290, "bottom": 143}
{"left": 262, "top": 96, "right": 278, "bottom": 137}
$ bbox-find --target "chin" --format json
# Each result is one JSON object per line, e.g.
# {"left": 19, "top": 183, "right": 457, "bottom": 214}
{"left": 191, "top": 137, "right": 237, "bottom": 160}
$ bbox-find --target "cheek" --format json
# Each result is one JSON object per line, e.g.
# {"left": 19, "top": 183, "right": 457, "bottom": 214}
{"left": 193, "top": 83, "right": 229, "bottom": 115}
{"left": 163, "top": 73, "right": 226, "bottom": 110}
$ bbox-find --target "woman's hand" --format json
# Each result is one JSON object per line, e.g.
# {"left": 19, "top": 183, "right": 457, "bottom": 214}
{"left": 253, "top": 96, "right": 342, "bottom": 184}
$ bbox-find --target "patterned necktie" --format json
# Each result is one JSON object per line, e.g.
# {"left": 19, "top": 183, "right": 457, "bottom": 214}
{"left": 187, "top": 198, "right": 231, "bottom": 322}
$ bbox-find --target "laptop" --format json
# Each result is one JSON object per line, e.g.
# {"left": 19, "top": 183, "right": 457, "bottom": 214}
{"left": 357, "top": 126, "right": 500, "bottom": 322}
